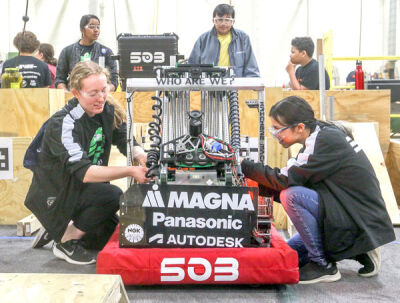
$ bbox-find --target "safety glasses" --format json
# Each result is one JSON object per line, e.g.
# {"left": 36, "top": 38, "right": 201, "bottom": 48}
{"left": 213, "top": 17, "right": 234, "bottom": 24}
{"left": 268, "top": 123, "right": 298, "bottom": 141}
{"left": 80, "top": 87, "right": 109, "bottom": 99}
{"left": 85, "top": 24, "right": 100, "bottom": 30}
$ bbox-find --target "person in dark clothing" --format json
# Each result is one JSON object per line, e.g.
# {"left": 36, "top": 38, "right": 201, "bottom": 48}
{"left": 241, "top": 96, "right": 395, "bottom": 284}
{"left": 286, "top": 37, "right": 330, "bottom": 90}
{"left": 346, "top": 70, "right": 356, "bottom": 83}
{"left": 1, "top": 31, "right": 51, "bottom": 88}
{"left": 188, "top": 3, "right": 259, "bottom": 77}
{"left": 25, "top": 61, "right": 149, "bottom": 265}
{"left": 55, "top": 14, "right": 118, "bottom": 91}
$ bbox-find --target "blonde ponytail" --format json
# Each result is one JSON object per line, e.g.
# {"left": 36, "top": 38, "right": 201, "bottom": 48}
{"left": 106, "top": 95, "right": 126, "bottom": 129}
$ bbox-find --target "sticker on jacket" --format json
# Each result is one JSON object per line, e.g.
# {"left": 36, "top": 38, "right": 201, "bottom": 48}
{"left": 88, "top": 127, "right": 105, "bottom": 165}
{"left": 47, "top": 197, "right": 56, "bottom": 207}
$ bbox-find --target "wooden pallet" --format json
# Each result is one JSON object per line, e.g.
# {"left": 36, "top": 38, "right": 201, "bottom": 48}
{"left": 0, "top": 273, "right": 129, "bottom": 303}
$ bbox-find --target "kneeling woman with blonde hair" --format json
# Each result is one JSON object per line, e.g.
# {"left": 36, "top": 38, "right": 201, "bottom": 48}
{"left": 25, "top": 61, "right": 149, "bottom": 265}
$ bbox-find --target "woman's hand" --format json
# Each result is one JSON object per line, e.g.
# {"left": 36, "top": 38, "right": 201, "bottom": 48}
{"left": 130, "top": 166, "right": 151, "bottom": 183}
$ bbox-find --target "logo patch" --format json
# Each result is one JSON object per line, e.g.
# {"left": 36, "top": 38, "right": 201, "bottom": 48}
{"left": 142, "top": 184, "right": 254, "bottom": 211}
{"left": 130, "top": 51, "right": 165, "bottom": 64}
{"left": 46, "top": 197, "right": 56, "bottom": 207}
{"left": 88, "top": 127, "right": 105, "bottom": 164}
{"left": 124, "top": 224, "right": 144, "bottom": 243}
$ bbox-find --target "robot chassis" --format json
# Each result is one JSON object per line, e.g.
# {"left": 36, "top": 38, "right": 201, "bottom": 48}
{"left": 126, "top": 65, "right": 272, "bottom": 246}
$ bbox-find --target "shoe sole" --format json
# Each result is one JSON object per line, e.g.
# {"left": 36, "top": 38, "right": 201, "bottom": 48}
{"left": 32, "top": 228, "right": 52, "bottom": 249}
{"left": 299, "top": 270, "right": 341, "bottom": 284}
{"left": 53, "top": 245, "right": 96, "bottom": 265}
{"left": 359, "top": 248, "right": 381, "bottom": 277}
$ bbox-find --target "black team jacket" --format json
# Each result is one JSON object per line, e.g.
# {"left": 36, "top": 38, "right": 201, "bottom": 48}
{"left": 241, "top": 122, "right": 395, "bottom": 261}
{"left": 25, "top": 98, "right": 138, "bottom": 242}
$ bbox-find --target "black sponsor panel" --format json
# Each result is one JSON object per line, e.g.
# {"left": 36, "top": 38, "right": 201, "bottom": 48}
{"left": 118, "top": 33, "right": 179, "bottom": 78}
{"left": 119, "top": 184, "right": 258, "bottom": 248}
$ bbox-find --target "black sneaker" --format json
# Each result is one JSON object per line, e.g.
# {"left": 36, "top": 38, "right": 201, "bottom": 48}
{"left": 355, "top": 248, "right": 381, "bottom": 277}
{"left": 299, "top": 262, "right": 341, "bottom": 284}
{"left": 53, "top": 239, "right": 96, "bottom": 265}
{"left": 32, "top": 227, "right": 52, "bottom": 248}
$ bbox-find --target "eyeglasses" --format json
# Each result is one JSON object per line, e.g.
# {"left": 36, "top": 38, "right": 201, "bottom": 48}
{"left": 213, "top": 17, "right": 234, "bottom": 24}
{"left": 268, "top": 124, "right": 298, "bottom": 139}
{"left": 85, "top": 24, "right": 100, "bottom": 30}
{"left": 80, "top": 87, "right": 109, "bottom": 98}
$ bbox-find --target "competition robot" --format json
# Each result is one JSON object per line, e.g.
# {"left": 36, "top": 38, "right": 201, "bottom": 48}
{"left": 120, "top": 64, "right": 272, "bottom": 248}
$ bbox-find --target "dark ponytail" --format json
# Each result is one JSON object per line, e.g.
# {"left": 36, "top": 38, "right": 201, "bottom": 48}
{"left": 38, "top": 43, "right": 57, "bottom": 66}
{"left": 269, "top": 95, "right": 316, "bottom": 129}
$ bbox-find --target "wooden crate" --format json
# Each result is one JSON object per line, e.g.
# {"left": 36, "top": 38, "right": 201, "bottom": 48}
{"left": 0, "top": 89, "right": 128, "bottom": 137}
{"left": 0, "top": 137, "right": 32, "bottom": 224}
{"left": 0, "top": 273, "right": 129, "bottom": 303}
{"left": 0, "top": 88, "right": 65, "bottom": 137}
{"left": 386, "top": 139, "right": 400, "bottom": 208}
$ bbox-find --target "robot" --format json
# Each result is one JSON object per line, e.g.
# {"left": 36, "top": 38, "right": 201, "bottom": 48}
{"left": 122, "top": 64, "right": 272, "bottom": 248}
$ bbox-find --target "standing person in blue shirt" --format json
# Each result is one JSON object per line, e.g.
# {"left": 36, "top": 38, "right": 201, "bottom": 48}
{"left": 188, "top": 3, "right": 260, "bottom": 77}
{"left": 286, "top": 37, "right": 330, "bottom": 90}
{"left": 55, "top": 14, "right": 118, "bottom": 91}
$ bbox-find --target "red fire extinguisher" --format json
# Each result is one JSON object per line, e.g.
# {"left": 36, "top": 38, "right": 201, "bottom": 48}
{"left": 355, "top": 60, "right": 364, "bottom": 90}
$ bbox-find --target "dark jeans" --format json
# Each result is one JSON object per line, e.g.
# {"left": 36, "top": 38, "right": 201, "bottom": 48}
{"left": 280, "top": 186, "right": 327, "bottom": 266}
{"left": 72, "top": 182, "right": 122, "bottom": 249}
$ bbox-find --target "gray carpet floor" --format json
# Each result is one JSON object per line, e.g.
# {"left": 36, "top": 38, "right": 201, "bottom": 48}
{"left": 0, "top": 225, "right": 399, "bottom": 302}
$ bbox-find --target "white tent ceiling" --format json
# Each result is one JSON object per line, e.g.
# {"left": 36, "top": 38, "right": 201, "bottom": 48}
{"left": 0, "top": 0, "right": 398, "bottom": 86}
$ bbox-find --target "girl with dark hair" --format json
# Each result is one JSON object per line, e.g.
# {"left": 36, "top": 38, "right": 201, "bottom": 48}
{"left": 241, "top": 96, "right": 395, "bottom": 284}
{"left": 55, "top": 14, "right": 118, "bottom": 91}
{"left": 36, "top": 43, "right": 57, "bottom": 88}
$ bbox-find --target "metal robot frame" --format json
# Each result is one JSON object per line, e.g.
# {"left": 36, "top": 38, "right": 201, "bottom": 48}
{"left": 126, "top": 66, "right": 266, "bottom": 185}
{"left": 125, "top": 65, "right": 271, "bottom": 246}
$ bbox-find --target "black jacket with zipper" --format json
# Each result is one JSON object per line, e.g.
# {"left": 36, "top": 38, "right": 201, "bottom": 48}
{"left": 25, "top": 98, "right": 137, "bottom": 242}
{"left": 241, "top": 122, "right": 395, "bottom": 261}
